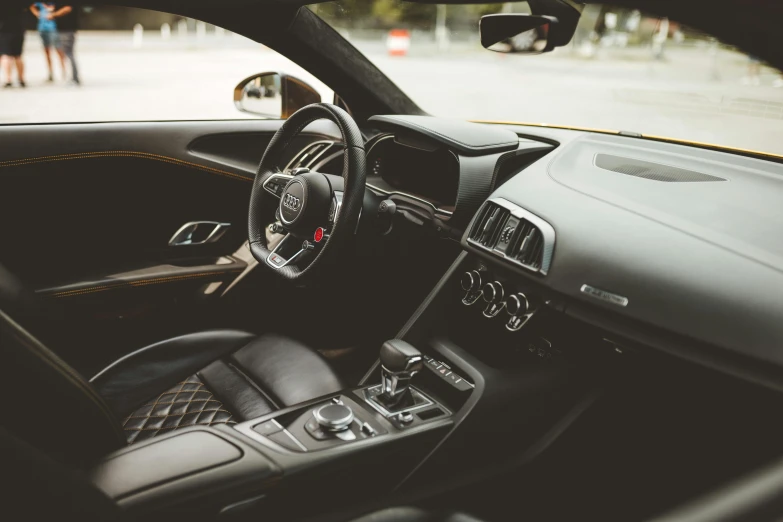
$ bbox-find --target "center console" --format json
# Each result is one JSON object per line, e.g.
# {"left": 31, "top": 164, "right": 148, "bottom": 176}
{"left": 89, "top": 252, "right": 607, "bottom": 522}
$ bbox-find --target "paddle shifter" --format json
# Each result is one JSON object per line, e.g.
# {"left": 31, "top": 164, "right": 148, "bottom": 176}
{"left": 378, "top": 339, "right": 423, "bottom": 409}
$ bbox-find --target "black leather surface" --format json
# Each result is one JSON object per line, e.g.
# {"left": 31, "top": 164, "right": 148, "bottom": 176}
{"left": 95, "top": 331, "right": 343, "bottom": 444}
{"left": 231, "top": 333, "right": 345, "bottom": 407}
{"left": 0, "top": 261, "right": 64, "bottom": 341}
{"left": 199, "top": 359, "right": 276, "bottom": 420}
{"left": 369, "top": 115, "right": 519, "bottom": 155}
{"left": 0, "top": 309, "right": 126, "bottom": 466}
{"left": 122, "top": 375, "right": 236, "bottom": 444}
{"left": 380, "top": 339, "right": 422, "bottom": 371}
{"left": 91, "top": 330, "right": 256, "bottom": 418}
{"left": 350, "top": 507, "right": 484, "bottom": 522}
{"left": 248, "top": 102, "right": 366, "bottom": 282}
{"left": 1, "top": 427, "right": 130, "bottom": 522}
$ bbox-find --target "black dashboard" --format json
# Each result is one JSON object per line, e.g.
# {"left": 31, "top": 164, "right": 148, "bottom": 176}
{"left": 290, "top": 113, "right": 783, "bottom": 389}
{"left": 351, "top": 115, "right": 783, "bottom": 392}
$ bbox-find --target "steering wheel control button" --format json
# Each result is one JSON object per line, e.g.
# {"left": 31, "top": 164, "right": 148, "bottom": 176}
{"left": 314, "top": 227, "right": 326, "bottom": 243}
{"left": 268, "top": 253, "right": 286, "bottom": 267}
{"left": 252, "top": 420, "right": 283, "bottom": 436}
{"left": 314, "top": 403, "right": 355, "bottom": 432}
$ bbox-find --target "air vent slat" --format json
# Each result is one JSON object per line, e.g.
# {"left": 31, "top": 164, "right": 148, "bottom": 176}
{"left": 286, "top": 141, "right": 333, "bottom": 172}
{"left": 468, "top": 205, "right": 492, "bottom": 241}
{"left": 467, "top": 199, "right": 554, "bottom": 276}
{"left": 468, "top": 202, "right": 509, "bottom": 249}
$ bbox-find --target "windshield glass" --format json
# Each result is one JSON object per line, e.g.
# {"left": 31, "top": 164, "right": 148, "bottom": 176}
{"left": 314, "top": 1, "right": 783, "bottom": 156}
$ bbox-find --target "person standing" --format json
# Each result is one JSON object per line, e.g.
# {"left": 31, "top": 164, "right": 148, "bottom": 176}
{"left": 29, "top": 2, "right": 65, "bottom": 82}
{"left": 50, "top": 4, "right": 78, "bottom": 85}
{"left": 0, "top": 6, "right": 27, "bottom": 87}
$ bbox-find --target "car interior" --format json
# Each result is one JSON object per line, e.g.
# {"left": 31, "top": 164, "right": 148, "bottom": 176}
{"left": 4, "top": 0, "right": 783, "bottom": 521}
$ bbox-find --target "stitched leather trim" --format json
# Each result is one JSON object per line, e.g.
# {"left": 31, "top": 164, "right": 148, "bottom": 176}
{"left": 123, "top": 375, "right": 236, "bottom": 444}
{"left": 0, "top": 151, "right": 253, "bottom": 183}
{"left": 45, "top": 269, "right": 243, "bottom": 298}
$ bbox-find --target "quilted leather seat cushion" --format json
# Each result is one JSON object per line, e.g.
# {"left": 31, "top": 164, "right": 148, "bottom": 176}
{"left": 92, "top": 330, "right": 345, "bottom": 446}
{"left": 123, "top": 375, "right": 235, "bottom": 444}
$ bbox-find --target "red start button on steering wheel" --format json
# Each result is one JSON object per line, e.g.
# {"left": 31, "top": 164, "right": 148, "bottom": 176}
{"left": 314, "top": 227, "right": 325, "bottom": 243}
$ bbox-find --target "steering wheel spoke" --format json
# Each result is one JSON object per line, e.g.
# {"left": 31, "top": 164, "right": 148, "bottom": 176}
{"left": 266, "top": 233, "right": 308, "bottom": 269}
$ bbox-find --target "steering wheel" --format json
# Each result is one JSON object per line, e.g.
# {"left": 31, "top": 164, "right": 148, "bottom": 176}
{"left": 248, "top": 103, "right": 366, "bottom": 282}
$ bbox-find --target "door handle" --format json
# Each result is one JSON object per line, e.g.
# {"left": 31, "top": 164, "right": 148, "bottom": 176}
{"left": 169, "top": 221, "right": 231, "bottom": 246}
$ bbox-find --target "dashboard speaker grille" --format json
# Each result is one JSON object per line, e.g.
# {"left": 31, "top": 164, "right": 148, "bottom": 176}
{"left": 595, "top": 154, "right": 726, "bottom": 183}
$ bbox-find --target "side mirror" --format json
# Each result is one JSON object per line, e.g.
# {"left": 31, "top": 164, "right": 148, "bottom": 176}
{"left": 480, "top": 14, "right": 558, "bottom": 54}
{"left": 234, "top": 72, "right": 321, "bottom": 119}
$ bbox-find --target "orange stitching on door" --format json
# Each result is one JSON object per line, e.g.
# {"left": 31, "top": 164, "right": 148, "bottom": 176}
{"left": 48, "top": 270, "right": 242, "bottom": 298}
{"left": 0, "top": 151, "right": 254, "bottom": 183}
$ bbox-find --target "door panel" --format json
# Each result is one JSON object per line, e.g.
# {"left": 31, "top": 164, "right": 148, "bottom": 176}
{"left": 0, "top": 119, "right": 341, "bottom": 374}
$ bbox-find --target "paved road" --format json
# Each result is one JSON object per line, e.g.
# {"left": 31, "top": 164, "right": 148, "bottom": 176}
{"left": 3, "top": 31, "right": 783, "bottom": 155}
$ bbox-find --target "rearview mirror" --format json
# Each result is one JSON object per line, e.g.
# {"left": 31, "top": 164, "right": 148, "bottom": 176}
{"left": 480, "top": 14, "right": 558, "bottom": 54}
{"left": 234, "top": 72, "right": 321, "bottom": 119}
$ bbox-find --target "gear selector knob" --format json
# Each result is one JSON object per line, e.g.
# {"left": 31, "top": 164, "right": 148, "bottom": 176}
{"left": 379, "top": 339, "right": 423, "bottom": 408}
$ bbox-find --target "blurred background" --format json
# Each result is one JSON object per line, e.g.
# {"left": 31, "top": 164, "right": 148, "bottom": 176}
{"left": 2, "top": 2, "right": 783, "bottom": 155}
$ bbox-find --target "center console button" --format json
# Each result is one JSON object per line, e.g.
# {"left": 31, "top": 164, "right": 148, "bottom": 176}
{"left": 252, "top": 420, "right": 283, "bottom": 436}
{"left": 506, "top": 293, "right": 529, "bottom": 316}
{"left": 268, "top": 430, "right": 305, "bottom": 452}
{"left": 314, "top": 403, "right": 355, "bottom": 432}
{"left": 361, "top": 422, "right": 378, "bottom": 437}
{"left": 397, "top": 411, "right": 414, "bottom": 425}
{"left": 482, "top": 281, "right": 505, "bottom": 304}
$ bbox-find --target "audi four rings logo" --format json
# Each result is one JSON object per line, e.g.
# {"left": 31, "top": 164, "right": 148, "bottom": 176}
{"left": 283, "top": 193, "right": 301, "bottom": 211}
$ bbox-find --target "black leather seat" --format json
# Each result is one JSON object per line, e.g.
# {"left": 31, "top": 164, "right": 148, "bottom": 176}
{"left": 91, "top": 330, "right": 344, "bottom": 444}
{"left": 348, "top": 507, "right": 484, "bottom": 522}
{"left": 0, "top": 288, "right": 344, "bottom": 465}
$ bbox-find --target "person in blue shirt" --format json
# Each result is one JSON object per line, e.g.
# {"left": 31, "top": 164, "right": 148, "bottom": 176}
{"left": 29, "top": 3, "right": 65, "bottom": 82}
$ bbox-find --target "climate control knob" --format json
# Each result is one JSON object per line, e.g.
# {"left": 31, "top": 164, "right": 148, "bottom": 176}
{"left": 460, "top": 270, "right": 482, "bottom": 292}
{"left": 482, "top": 281, "right": 505, "bottom": 304}
{"left": 506, "top": 293, "right": 530, "bottom": 316}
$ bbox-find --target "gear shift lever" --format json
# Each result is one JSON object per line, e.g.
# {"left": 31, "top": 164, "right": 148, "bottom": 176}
{"left": 378, "top": 339, "right": 423, "bottom": 408}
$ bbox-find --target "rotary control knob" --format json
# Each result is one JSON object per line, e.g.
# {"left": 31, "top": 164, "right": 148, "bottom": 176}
{"left": 313, "top": 403, "right": 354, "bottom": 432}
{"left": 506, "top": 293, "right": 530, "bottom": 316}
{"left": 482, "top": 281, "right": 505, "bottom": 304}
{"left": 460, "top": 270, "right": 482, "bottom": 292}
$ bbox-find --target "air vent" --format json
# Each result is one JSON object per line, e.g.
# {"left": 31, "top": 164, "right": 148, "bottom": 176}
{"left": 466, "top": 199, "right": 555, "bottom": 276}
{"left": 285, "top": 141, "right": 335, "bottom": 172}
{"left": 468, "top": 202, "right": 509, "bottom": 248}
{"left": 595, "top": 154, "right": 726, "bottom": 183}
{"left": 510, "top": 219, "right": 544, "bottom": 270}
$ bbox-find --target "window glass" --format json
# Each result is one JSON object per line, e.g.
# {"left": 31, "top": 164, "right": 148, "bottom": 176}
{"left": 315, "top": 1, "right": 783, "bottom": 156}
{"left": 0, "top": 6, "right": 332, "bottom": 123}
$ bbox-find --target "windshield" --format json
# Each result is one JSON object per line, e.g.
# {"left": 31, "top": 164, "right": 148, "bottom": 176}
{"left": 314, "top": 1, "right": 783, "bottom": 156}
